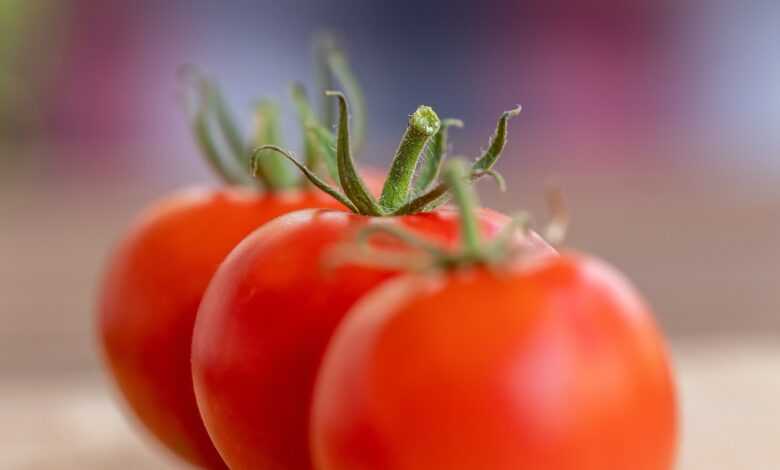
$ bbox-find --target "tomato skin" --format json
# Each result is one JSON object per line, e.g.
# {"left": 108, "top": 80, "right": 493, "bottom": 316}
{"left": 191, "top": 207, "right": 553, "bottom": 470}
{"left": 98, "top": 187, "right": 344, "bottom": 469}
{"left": 312, "top": 254, "right": 677, "bottom": 470}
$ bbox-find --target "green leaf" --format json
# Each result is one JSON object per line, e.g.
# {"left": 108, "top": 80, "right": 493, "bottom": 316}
{"left": 193, "top": 102, "right": 245, "bottom": 185}
{"left": 308, "top": 124, "right": 340, "bottom": 182}
{"left": 313, "top": 33, "right": 338, "bottom": 127}
{"left": 326, "top": 48, "right": 366, "bottom": 153}
{"left": 206, "top": 81, "right": 248, "bottom": 167}
{"left": 252, "top": 100, "right": 300, "bottom": 191}
{"left": 327, "top": 91, "right": 384, "bottom": 215}
{"left": 471, "top": 105, "right": 521, "bottom": 172}
{"left": 252, "top": 145, "right": 358, "bottom": 213}
{"left": 178, "top": 65, "right": 248, "bottom": 185}
{"left": 314, "top": 33, "right": 366, "bottom": 153}
{"left": 413, "top": 118, "right": 463, "bottom": 194}
{"left": 290, "top": 83, "right": 323, "bottom": 170}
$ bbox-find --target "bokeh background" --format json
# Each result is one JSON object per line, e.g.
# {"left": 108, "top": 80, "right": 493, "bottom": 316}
{"left": 1, "top": 0, "right": 778, "bottom": 468}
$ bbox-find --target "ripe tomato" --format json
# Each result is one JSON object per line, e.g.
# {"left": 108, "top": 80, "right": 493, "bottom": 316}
{"left": 98, "top": 187, "right": 345, "bottom": 469}
{"left": 311, "top": 253, "right": 678, "bottom": 470}
{"left": 191, "top": 207, "right": 553, "bottom": 470}
{"left": 100, "top": 35, "right": 385, "bottom": 467}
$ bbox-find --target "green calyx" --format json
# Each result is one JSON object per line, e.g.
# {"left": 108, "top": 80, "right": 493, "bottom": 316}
{"left": 344, "top": 159, "right": 536, "bottom": 272}
{"left": 314, "top": 33, "right": 366, "bottom": 153}
{"left": 179, "top": 33, "right": 364, "bottom": 193}
{"left": 257, "top": 92, "right": 522, "bottom": 216}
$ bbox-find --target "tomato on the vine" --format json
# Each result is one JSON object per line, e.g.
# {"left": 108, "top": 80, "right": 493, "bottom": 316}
{"left": 192, "top": 208, "right": 545, "bottom": 469}
{"left": 191, "top": 95, "right": 552, "bottom": 469}
{"left": 311, "top": 161, "right": 678, "bottom": 470}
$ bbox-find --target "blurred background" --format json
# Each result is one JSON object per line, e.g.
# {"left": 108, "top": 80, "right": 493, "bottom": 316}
{"left": 1, "top": 0, "right": 778, "bottom": 468}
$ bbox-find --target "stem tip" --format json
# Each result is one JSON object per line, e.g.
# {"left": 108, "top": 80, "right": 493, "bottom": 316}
{"left": 410, "top": 106, "right": 441, "bottom": 136}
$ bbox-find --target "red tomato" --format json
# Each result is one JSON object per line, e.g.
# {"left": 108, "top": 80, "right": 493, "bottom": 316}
{"left": 191, "top": 207, "right": 553, "bottom": 470}
{"left": 98, "top": 187, "right": 344, "bottom": 469}
{"left": 312, "top": 253, "right": 677, "bottom": 470}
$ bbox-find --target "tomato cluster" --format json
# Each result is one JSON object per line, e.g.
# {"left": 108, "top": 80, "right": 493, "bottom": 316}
{"left": 98, "top": 41, "right": 677, "bottom": 470}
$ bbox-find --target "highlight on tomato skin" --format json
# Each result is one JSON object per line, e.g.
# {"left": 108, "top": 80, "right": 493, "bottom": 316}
{"left": 97, "top": 187, "right": 344, "bottom": 469}
{"left": 310, "top": 253, "right": 678, "bottom": 470}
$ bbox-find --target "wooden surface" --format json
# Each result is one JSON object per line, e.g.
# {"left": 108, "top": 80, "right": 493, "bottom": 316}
{"left": 1, "top": 339, "right": 778, "bottom": 469}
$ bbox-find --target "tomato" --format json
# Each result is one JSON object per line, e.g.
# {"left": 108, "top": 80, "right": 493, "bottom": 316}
{"left": 311, "top": 253, "right": 678, "bottom": 470}
{"left": 190, "top": 206, "right": 553, "bottom": 470}
{"left": 99, "top": 34, "right": 391, "bottom": 468}
{"left": 98, "top": 187, "right": 345, "bottom": 469}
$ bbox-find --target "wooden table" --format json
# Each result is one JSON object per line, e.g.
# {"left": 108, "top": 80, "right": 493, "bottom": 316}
{"left": 1, "top": 339, "right": 777, "bottom": 469}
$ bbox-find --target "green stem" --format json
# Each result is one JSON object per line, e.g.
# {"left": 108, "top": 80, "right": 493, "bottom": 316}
{"left": 392, "top": 168, "right": 482, "bottom": 215}
{"left": 345, "top": 160, "right": 525, "bottom": 272}
{"left": 356, "top": 225, "right": 449, "bottom": 257}
{"left": 379, "top": 106, "right": 440, "bottom": 211}
{"left": 442, "top": 160, "right": 483, "bottom": 254}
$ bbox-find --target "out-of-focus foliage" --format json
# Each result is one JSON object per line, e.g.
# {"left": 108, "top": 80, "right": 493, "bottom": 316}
{"left": 0, "top": 0, "right": 63, "bottom": 144}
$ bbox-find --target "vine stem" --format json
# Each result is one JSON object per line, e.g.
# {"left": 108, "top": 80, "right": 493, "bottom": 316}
{"left": 339, "top": 159, "right": 538, "bottom": 273}
{"left": 442, "top": 160, "right": 483, "bottom": 255}
{"left": 379, "top": 106, "right": 441, "bottom": 212}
